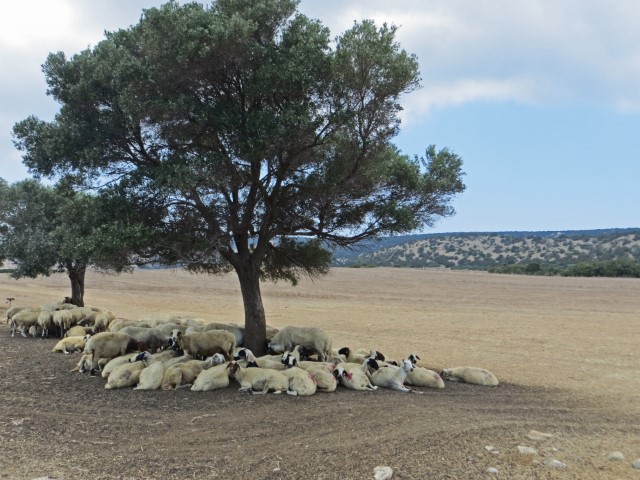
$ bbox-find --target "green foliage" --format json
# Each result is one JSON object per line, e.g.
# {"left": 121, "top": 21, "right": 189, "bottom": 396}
{"left": 0, "top": 179, "right": 150, "bottom": 281}
{"left": 12, "top": 0, "right": 464, "bottom": 288}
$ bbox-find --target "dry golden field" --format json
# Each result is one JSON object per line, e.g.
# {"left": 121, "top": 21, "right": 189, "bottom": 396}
{"left": 1, "top": 267, "right": 639, "bottom": 479}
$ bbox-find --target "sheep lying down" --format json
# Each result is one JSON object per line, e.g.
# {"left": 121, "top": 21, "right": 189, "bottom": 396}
{"left": 440, "top": 367, "right": 499, "bottom": 386}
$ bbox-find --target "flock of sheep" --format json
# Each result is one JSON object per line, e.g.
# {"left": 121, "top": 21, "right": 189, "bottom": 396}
{"left": 5, "top": 300, "right": 499, "bottom": 395}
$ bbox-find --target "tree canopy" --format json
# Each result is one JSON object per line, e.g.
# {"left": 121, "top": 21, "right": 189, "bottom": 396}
{"left": 13, "top": 0, "right": 465, "bottom": 352}
{"left": 0, "top": 179, "right": 148, "bottom": 306}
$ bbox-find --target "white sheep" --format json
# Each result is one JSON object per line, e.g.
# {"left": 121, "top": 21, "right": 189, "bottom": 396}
{"left": 9, "top": 309, "right": 40, "bottom": 337}
{"left": 268, "top": 326, "right": 332, "bottom": 361}
{"left": 130, "top": 351, "right": 179, "bottom": 390}
{"left": 405, "top": 367, "right": 445, "bottom": 389}
{"left": 105, "top": 360, "right": 146, "bottom": 390}
{"left": 371, "top": 359, "right": 416, "bottom": 393}
{"left": 53, "top": 309, "right": 74, "bottom": 337}
{"left": 280, "top": 366, "right": 317, "bottom": 396}
{"left": 440, "top": 367, "right": 499, "bottom": 386}
{"left": 37, "top": 310, "right": 55, "bottom": 338}
{"left": 65, "top": 325, "right": 95, "bottom": 338}
{"left": 333, "top": 362, "right": 377, "bottom": 391}
{"left": 161, "top": 357, "right": 217, "bottom": 390}
{"left": 101, "top": 352, "right": 140, "bottom": 379}
{"left": 236, "top": 348, "right": 286, "bottom": 370}
{"left": 51, "top": 336, "right": 86, "bottom": 354}
{"left": 94, "top": 311, "right": 116, "bottom": 332}
{"left": 5, "top": 306, "right": 29, "bottom": 324}
{"left": 83, "top": 331, "right": 136, "bottom": 376}
{"left": 190, "top": 355, "right": 229, "bottom": 391}
{"left": 173, "top": 330, "right": 236, "bottom": 360}
{"left": 227, "top": 361, "right": 289, "bottom": 394}
{"left": 281, "top": 353, "right": 337, "bottom": 392}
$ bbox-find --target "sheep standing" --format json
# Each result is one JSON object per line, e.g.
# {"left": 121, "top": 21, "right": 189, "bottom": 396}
{"left": 268, "top": 326, "right": 332, "bottom": 361}
{"left": 10, "top": 309, "right": 40, "bottom": 337}
{"left": 440, "top": 367, "right": 499, "bottom": 386}
{"left": 173, "top": 330, "right": 236, "bottom": 361}
{"left": 83, "top": 332, "right": 136, "bottom": 376}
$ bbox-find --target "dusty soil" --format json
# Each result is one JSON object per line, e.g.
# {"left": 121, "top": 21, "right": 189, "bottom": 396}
{"left": 1, "top": 267, "right": 639, "bottom": 480}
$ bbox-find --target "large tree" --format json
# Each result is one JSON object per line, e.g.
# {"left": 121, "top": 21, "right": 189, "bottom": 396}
{"left": 0, "top": 179, "right": 147, "bottom": 306}
{"left": 13, "top": 0, "right": 465, "bottom": 353}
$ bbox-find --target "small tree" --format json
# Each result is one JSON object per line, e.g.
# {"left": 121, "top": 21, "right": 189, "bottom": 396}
{"left": 0, "top": 179, "right": 147, "bottom": 306}
{"left": 13, "top": 0, "right": 465, "bottom": 353}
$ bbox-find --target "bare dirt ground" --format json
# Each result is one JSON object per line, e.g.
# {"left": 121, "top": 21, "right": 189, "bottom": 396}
{"left": 1, "top": 267, "right": 639, "bottom": 480}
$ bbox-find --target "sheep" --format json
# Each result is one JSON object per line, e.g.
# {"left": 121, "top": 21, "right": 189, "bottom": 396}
{"left": 72, "top": 353, "right": 108, "bottom": 373}
{"left": 65, "top": 325, "right": 95, "bottom": 338}
{"left": 161, "top": 357, "right": 217, "bottom": 390}
{"left": 440, "top": 367, "right": 499, "bottom": 386}
{"left": 127, "top": 350, "right": 179, "bottom": 390}
{"left": 83, "top": 332, "right": 137, "bottom": 376}
{"left": 235, "top": 348, "right": 286, "bottom": 370}
{"left": 101, "top": 352, "right": 140, "bottom": 379}
{"left": 105, "top": 360, "right": 146, "bottom": 390}
{"left": 5, "top": 306, "right": 29, "bottom": 324}
{"left": 51, "top": 336, "right": 86, "bottom": 354}
{"left": 371, "top": 359, "right": 417, "bottom": 393}
{"left": 37, "top": 310, "right": 56, "bottom": 338}
{"left": 10, "top": 309, "right": 40, "bottom": 337}
{"left": 337, "top": 347, "right": 385, "bottom": 364}
{"left": 402, "top": 353, "right": 445, "bottom": 388}
{"left": 155, "top": 323, "right": 186, "bottom": 336}
{"left": 53, "top": 309, "right": 75, "bottom": 337}
{"left": 190, "top": 355, "right": 230, "bottom": 391}
{"left": 187, "top": 322, "right": 245, "bottom": 347}
{"left": 280, "top": 366, "right": 317, "bottom": 396}
{"left": 333, "top": 362, "right": 378, "bottom": 391}
{"left": 281, "top": 352, "right": 337, "bottom": 392}
{"left": 227, "top": 361, "right": 289, "bottom": 394}
{"left": 94, "top": 311, "right": 116, "bottom": 332}
{"left": 267, "top": 326, "right": 332, "bottom": 361}
{"left": 119, "top": 326, "right": 170, "bottom": 353}
{"left": 172, "top": 330, "right": 236, "bottom": 361}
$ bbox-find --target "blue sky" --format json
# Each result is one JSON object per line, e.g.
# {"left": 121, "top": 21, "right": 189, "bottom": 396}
{"left": 1, "top": 0, "right": 638, "bottom": 233}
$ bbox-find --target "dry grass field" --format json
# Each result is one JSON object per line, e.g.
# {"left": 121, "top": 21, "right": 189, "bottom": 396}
{"left": 1, "top": 267, "right": 639, "bottom": 479}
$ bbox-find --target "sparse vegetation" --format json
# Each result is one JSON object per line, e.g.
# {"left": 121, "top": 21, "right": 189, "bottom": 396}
{"left": 333, "top": 229, "right": 640, "bottom": 277}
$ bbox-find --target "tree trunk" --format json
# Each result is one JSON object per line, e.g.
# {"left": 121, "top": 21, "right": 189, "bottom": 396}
{"left": 67, "top": 266, "right": 86, "bottom": 307}
{"left": 236, "top": 263, "right": 267, "bottom": 356}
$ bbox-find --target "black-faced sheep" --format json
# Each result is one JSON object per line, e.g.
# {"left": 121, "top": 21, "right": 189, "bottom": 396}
{"left": 440, "top": 367, "right": 499, "bottom": 386}
{"left": 281, "top": 353, "right": 337, "bottom": 392}
{"left": 267, "top": 326, "right": 332, "bottom": 361}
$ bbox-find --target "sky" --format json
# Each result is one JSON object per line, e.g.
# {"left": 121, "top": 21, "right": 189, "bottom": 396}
{"left": 1, "top": 0, "right": 638, "bottom": 234}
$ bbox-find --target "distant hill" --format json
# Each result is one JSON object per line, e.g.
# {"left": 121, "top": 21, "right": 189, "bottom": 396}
{"left": 331, "top": 228, "right": 640, "bottom": 270}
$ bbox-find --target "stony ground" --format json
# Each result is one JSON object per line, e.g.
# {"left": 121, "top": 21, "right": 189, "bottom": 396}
{"left": 1, "top": 268, "right": 639, "bottom": 479}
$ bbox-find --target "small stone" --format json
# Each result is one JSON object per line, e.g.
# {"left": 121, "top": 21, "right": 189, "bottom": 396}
{"left": 527, "top": 430, "right": 553, "bottom": 441}
{"left": 608, "top": 451, "right": 624, "bottom": 461}
{"left": 374, "top": 466, "right": 393, "bottom": 480}
{"left": 632, "top": 459, "right": 640, "bottom": 469}
{"left": 543, "top": 458, "right": 567, "bottom": 469}
{"left": 486, "top": 467, "right": 499, "bottom": 474}
{"left": 485, "top": 445, "right": 496, "bottom": 452}
{"left": 517, "top": 445, "right": 539, "bottom": 455}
